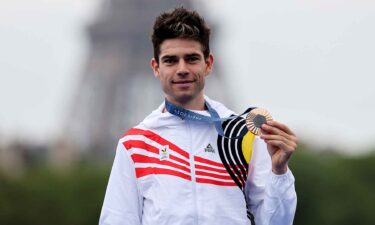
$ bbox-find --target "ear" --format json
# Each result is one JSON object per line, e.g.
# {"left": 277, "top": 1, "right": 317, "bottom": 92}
{"left": 151, "top": 58, "right": 160, "bottom": 78}
{"left": 204, "top": 54, "right": 214, "bottom": 76}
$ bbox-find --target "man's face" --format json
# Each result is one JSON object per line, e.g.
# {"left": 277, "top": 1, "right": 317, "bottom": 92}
{"left": 151, "top": 38, "right": 213, "bottom": 105}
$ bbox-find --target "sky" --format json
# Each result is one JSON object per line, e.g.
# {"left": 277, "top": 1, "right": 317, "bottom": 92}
{"left": 0, "top": 0, "right": 97, "bottom": 143}
{"left": 0, "top": 0, "right": 374, "bottom": 154}
{"left": 203, "top": 0, "right": 375, "bottom": 153}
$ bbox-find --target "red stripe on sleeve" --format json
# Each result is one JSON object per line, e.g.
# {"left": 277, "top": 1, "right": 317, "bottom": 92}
{"left": 123, "top": 140, "right": 159, "bottom": 154}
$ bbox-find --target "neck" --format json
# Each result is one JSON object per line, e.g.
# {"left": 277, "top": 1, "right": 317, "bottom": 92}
{"left": 166, "top": 95, "right": 206, "bottom": 111}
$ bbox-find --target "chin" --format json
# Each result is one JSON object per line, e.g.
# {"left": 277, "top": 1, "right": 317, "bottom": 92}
{"left": 175, "top": 94, "right": 194, "bottom": 104}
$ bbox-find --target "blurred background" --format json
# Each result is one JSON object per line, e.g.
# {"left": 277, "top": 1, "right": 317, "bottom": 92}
{"left": 0, "top": 0, "right": 374, "bottom": 224}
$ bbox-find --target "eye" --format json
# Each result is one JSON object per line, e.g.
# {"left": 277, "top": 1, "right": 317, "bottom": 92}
{"left": 163, "top": 58, "right": 176, "bottom": 65}
{"left": 186, "top": 56, "right": 199, "bottom": 63}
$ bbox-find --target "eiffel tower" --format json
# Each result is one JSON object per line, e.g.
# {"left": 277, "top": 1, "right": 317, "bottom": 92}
{"left": 61, "top": 0, "right": 229, "bottom": 161}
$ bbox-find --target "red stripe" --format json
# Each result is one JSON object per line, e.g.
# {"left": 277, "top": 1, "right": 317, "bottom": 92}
{"left": 195, "top": 170, "right": 233, "bottom": 180}
{"left": 230, "top": 165, "right": 248, "bottom": 182}
{"left": 195, "top": 164, "right": 228, "bottom": 174}
{"left": 196, "top": 178, "right": 236, "bottom": 186}
{"left": 124, "top": 128, "right": 189, "bottom": 159}
{"left": 194, "top": 158, "right": 247, "bottom": 186}
{"left": 194, "top": 156, "right": 247, "bottom": 172}
{"left": 194, "top": 156, "right": 247, "bottom": 176}
{"left": 123, "top": 140, "right": 190, "bottom": 167}
{"left": 237, "top": 169, "right": 248, "bottom": 181}
{"left": 123, "top": 140, "right": 159, "bottom": 154}
{"left": 135, "top": 167, "right": 191, "bottom": 181}
{"left": 170, "top": 155, "right": 190, "bottom": 167}
{"left": 194, "top": 156, "right": 247, "bottom": 175}
{"left": 131, "top": 154, "right": 190, "bottom": 173}
{"left": 194, "top": 155, "right": 225, "bottom": 168}
{"left": 235, "top": 164, "right": 247, "bottom": 169}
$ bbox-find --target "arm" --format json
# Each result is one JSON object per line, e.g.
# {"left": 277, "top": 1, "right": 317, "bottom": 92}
{"left": 245, "top": 138, "right": 297, "bottom": 225}
{"left": 99, "top": 141, "right": 143, "bottom": 225}
{"left": 245, "top": 120, "right": 297, "bottom": 225}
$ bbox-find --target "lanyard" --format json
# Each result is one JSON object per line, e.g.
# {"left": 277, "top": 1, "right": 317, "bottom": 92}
{"left": 164, "top": 99, "right": 252, "bottom": 139}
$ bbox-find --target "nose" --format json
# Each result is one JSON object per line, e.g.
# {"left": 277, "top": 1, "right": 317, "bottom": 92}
{"left": 176, "top": 60, "right": 189, "bottom": 77}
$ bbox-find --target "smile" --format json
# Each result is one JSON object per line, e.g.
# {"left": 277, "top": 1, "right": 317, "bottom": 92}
{"left": 172, "top": 80, "right": 195, "bottom": 84}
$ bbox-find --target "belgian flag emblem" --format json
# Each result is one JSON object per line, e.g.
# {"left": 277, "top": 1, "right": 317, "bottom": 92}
{"left": 217, "top": 114, "right": 255, "bottom": 191}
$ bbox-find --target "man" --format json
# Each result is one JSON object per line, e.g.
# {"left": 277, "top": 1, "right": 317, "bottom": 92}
{"left": 100, "top": 7, "right": 297, "bottom": 225}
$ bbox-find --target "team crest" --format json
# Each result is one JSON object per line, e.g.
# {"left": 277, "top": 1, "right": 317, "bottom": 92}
{"left": 159, "top": 145, "right": 170, "bottom": 161}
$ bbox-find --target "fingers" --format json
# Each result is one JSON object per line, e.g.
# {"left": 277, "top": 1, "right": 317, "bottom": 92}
{"left": 260, "top": 121, "right": 298, "bottom": 143}
{"left": 260, "top": 120, "right": 298, "bottom": 151}
{"left": 262, "top": 135, "right": 297, "bottom": 152}
{"left": 266, "top": 120, "right": 295, "bottom": 136}
{"left": 259, "top": 120, "right": 298, "bottom": 175}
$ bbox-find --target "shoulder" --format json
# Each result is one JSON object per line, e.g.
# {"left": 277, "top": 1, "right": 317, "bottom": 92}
{"left": 119, "top": 101, "right": 178, "bottom": 142}
{"left": 119, "top": 124, "right": 161, "bottom": 146}
{"left": 204, "top": 95, "right": 236, "bottom": 117}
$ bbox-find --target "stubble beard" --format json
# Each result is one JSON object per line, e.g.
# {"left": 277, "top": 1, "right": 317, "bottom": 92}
{"left": 165, "top": 84, "right": 205, "bottom": 107}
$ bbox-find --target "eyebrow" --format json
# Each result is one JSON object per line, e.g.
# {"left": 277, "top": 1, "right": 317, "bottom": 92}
{"left": 184, "top": 53, "right": 202, "bottom": 59}
{"left": 161, "top": 53, "right": 202, "bottom": 60}
{"left": 160, "top": 55, "right": 177, "bottom": 61}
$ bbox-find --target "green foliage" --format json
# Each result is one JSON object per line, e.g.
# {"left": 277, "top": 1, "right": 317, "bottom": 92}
{"left": 0, "top": 146, "right": 374, "bottom": 225}
{"left": 290, "top": 147, "right": 375, "bottom": 225}
{"left": 0, "top": 164, "right": 111, "bottom": 225}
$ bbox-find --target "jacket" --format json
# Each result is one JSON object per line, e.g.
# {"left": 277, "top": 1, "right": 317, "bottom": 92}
{"left": 99, "top": 96, "right": 297, "bottom": 225}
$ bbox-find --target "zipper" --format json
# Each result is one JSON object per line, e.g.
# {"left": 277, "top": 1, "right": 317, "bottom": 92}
{"left": 187, "top": 121, "right": 199, "bottom": 225}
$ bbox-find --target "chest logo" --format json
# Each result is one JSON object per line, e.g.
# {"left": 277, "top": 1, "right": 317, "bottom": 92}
{"left": 159, "top": 145, "right": 170, "bottom": 161}
{"left": 204, "top": 144, "right": 215, "bottom": 153}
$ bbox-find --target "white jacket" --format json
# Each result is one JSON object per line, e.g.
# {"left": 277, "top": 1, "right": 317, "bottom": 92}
{"left": 99, "top": 97, "right": 297, "bottom": 225}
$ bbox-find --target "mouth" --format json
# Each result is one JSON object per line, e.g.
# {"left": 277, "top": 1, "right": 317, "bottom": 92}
{"left": 171, "top": 80, "right": 196, "bottom": 84}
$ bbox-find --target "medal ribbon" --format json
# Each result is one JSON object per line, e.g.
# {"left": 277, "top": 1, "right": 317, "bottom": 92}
{"left": 165, "top": 99, "right": 253, "bottom": 139}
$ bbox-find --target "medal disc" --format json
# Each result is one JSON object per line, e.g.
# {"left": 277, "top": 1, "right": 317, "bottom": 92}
{"left": 245, "top": 108, "right": 273, "bottom": 135}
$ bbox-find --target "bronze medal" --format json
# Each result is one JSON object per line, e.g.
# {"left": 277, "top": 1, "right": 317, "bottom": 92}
{"left": 245, "top": 108, "right": 273, "bottom": 135}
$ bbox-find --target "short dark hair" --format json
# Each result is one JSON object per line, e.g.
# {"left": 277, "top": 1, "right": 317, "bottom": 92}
{"left": 151, "top": 7, "right": 211, "bottom": 62}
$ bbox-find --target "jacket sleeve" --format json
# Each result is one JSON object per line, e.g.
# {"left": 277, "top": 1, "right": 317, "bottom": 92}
{"left": 99, "top": 140, "right": 143, "bottom": 225}
{"left": 245, "top": 137, "right": 297, "bottom": 225}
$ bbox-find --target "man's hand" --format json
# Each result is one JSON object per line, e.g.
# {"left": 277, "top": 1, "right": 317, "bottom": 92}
{"left": 260, "top": 120, "right": 298, "bottom": 175}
